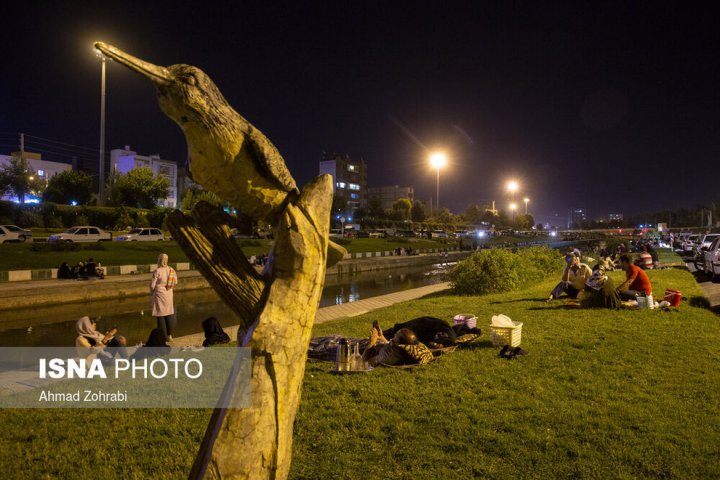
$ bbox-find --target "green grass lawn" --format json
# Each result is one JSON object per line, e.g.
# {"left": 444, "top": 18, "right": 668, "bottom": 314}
{"left": 1, "top": 259, "right": 718, "bottom": 479}
{"left": 0, "top": 238, "right": 454, "bottom": 271}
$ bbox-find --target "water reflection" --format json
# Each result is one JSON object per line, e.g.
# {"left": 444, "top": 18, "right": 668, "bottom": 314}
{"left": 0, "top": 263, "right": 450, "bottom": 347}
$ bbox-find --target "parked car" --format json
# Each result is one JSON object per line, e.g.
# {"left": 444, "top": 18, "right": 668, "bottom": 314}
{"left": 682, "top": 234, "right": 700, "bottom": 254}
{"left": 115, "top": 228, "right": 165, "bottom": 241}
{"left": 698, "top": 233, "right": 720, "bottom": 252}
{"left": 0, "top": 225, "right": 33, "bottom": 243}
{"left": 430, "top": 230, "right": 447, "bottom": 238}
{"left": 704, "top": 237, "right": 720, "bottom": 280}
{"left": 48, "top": 226, "right": 112, "bottom": 243}
{"left": 397, "top": 229, "right": 420, "bottom": 238}
{"left": 368, "top": 229, "right": 385, "bottom": 238}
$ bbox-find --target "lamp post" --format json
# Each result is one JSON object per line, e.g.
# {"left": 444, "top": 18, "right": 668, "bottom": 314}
{"left": 510, "top": 203, "right": 517, "bottom": 223}
{"left": 96, "top": 47, "right": 107, "bottom": 205}
{"left": 429, "top": 152, "right": 447, "bottom": 214}
{"left": 524, "top": 197, "right": 529, "bottom": 215}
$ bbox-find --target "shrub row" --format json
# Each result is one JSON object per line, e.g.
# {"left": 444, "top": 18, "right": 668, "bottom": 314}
{"left": 449, "top": 246, "right": 564, "bottom": 295}
{"left": 0, "top": 201, "right": 173, "bottom": 230}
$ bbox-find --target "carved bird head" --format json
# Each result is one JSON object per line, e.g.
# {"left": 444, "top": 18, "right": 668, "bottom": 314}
{"left": 94, "top": 42, "right": 239, "bottom": 180}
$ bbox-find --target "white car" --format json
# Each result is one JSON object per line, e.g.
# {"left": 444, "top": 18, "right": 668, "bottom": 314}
{"left": 698, "top": 234, "right": 720, "bottom": 252}
{"left": 0, "top": 225, "right": 33, "bottom": 243}
{"left": 115, "top": 228, "right": 165, "bottom": 241}
{"left": 703, "top": 237, "right": 720, "bottom": 280}
{"left": 48, "top": 226, "right": 112, "bottom": 243}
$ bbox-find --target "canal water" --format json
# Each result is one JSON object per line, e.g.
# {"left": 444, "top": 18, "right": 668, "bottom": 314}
{"left": 0, "top": 262, "right": 452, "bottom": 347}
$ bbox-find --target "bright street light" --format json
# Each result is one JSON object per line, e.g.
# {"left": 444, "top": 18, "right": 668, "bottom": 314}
{"left": 510, "top": 202, "right": 517, "bottom": 222}
{"left": 506, "top": 180, "right": 519, "bottom": 194}
{"left": 429, "top": 152, "right": 447, "bottom": 214}
{"left": 524, "top": 197, "right": 529, "bottom": 215}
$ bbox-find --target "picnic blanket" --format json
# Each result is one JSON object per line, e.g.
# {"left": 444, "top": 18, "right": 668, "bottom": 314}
{"left": 307, "top": 332, "right": 481, "bottom": 367}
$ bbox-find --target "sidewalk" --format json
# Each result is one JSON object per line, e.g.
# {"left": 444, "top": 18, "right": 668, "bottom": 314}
{"left": 171, "top": 282, "right": 452, "bottom": 347}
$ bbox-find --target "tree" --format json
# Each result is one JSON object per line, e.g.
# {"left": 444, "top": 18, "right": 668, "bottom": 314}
{"left": 181, "top": 186, "right": 223, "bottom": 210}
{"left": 411, "top": 200, "right": 426, "bottom": 222}
{"left": 42, "top": 170, "right": 94, "bottom": 205}
{"left": 463, "top": 204, "right": 484, "bottom": 225}
{"left": 0, "top": 156, "right": 45, "bottom": 204}
{"left": 536, "top": 223, "right": 545, "bottom": 231}
{"left": 367, "top": 197, "right": 385, "bottom": 218}
{"left": 435, "top": 207, "right": 455, "bottom": 225}
{"left": 516, "top": 214, "right": 535, "bottom": 230}
{"left": 330, "top": 195, "right": 348, "bottom": 217}
{"left": 105, "top": 167, "right": 170, "bottom": 208}
{"left": 392, "top": 198, "right": 412, "bottom": 222}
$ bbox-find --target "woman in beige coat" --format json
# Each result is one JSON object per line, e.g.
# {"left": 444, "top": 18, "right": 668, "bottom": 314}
{"left": 150, "top": 253, "right": 178, "bottom": 341}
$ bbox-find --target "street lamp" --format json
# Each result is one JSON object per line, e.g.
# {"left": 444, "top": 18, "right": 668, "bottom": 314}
{"left": 510, "top": 203, "right": 517, "bottom": 222}
{"left": 506, "top": 180, "right": 519, "bottom": 197}
{"left": 429, "top": 152, "right": 447, "bottom": 214}
{"left": 95, "top": 45, "right": 107, "bottom": 205}
{"left": 524, "top": 197, "right": 529, "bottom": 215}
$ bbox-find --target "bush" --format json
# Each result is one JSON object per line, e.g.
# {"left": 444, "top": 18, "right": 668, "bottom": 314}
{"left": 30, "top": 242, "right": 81, "bottom": 252}
{"left": 18, "top": 210, "right": 43, "bottom": 228}
{"left": 134, "top": 212, "right": 150, "bottom": 228}
{"left": 449, "top": 247, "right": 563, "bottom": 295}
{"left": 43, "top": 216, "right": 64, "bottom": 229}
{"left": 115, "top": 212, "right": 134, "bottom": 230}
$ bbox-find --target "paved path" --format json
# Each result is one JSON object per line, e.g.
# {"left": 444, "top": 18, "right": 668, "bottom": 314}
{"left": 685, "top": 260, "right": 720, "bottom": 309}
{"left": 172, "top": 281, "right": 452, "bottom": 347}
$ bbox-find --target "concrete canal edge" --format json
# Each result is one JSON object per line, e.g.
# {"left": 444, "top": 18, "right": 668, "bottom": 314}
{"left": 0, "top": 251, "right": 469, "bottom": 311}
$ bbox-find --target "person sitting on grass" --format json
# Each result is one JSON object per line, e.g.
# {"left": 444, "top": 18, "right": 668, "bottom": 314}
{"left": 616, "top": 254, "right": 652, "bottom": 301}
{"left": 582, "top": 266, "right": 621, "bottom": 309}
{"left": 547, "top": 253, "right": 593, "bottom": 302}
{"left": 362, "top": 325, "right": 421, "bottom": 367}
{"left": 57, "top": 261, "right": 74, "bottom": 279}
{"left": 75, "top": 316, "right": 128, "bottom": 362}
{"left": 130, "top": 328, "right": 171, "bottom": 359}
{"left": 638, "top": 246, "right": 653, "bottom": 270}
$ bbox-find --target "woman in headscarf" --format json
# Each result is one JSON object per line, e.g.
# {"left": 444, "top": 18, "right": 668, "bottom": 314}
{"left": 202, "top": 317, "right": 231, "bottom": 347}
{"left": 150, "top": 253, "right": 178, "bottom": 341}
{"left": 130, "top": 328, "right": 171, "bottom": 359}
{"left": 75, "top": 316, "right": 127, "bottom": 361}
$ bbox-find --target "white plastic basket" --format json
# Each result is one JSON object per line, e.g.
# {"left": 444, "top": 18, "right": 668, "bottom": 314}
{"left": 490, "top": 321, "right": 523, "bottom": 347}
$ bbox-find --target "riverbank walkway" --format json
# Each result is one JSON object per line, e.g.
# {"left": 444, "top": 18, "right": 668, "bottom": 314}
{"left": 171, "top": 281, "right": 452, "bottom": 347}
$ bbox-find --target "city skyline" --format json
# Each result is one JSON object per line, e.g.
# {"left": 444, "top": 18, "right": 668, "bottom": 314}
{"left": 1, "top": 2, "right": 718, "bottom": 226}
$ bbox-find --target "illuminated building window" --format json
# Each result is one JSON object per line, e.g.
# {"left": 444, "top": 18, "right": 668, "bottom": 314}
{"left": 336, "top": 182, "right": 346, "bottom": 188}
{"left": 348, "top": 183, "right": 360, "bottom": 190}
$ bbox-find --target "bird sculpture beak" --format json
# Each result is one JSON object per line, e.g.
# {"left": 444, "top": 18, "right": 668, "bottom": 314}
{"left": 94, "top": 41, "right": 173, "bottom": 85}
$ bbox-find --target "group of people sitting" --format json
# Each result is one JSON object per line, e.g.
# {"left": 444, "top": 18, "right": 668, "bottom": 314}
{"left": 546, "top": 251, "right": 653, "bottom": 308}
{"left": 74, "top": 315, "right": 232, "bottom": 363}
{"left": 58, "top": 258, "right": 105, "bottom": 280}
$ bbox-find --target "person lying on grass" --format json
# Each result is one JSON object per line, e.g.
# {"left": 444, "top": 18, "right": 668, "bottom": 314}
{"left": 362, "top": 326, "right": 430, "bottom": 367}
{"left": 382, "top": 316, "right": 481, "bottom": 348}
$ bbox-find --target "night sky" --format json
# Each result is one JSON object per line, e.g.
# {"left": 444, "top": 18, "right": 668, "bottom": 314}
{"left": 2, "top": 1, "right": 718, "bottom": 225}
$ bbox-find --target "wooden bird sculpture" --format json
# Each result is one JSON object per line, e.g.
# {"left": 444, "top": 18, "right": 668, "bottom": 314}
{"left": 94, "top": 42, "right": 346, "bottom": 479}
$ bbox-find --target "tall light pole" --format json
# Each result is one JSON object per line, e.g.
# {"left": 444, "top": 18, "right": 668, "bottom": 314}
{"left": 429, "top": 152, "right": 447, "bottom": 214}
{"left": 524, "top": 197, "right": 529, "bottom": 215}
{"left": 96, "top": 47, "right": 107, "bottom": 205}
{"left": 510, "top": 203, "right": 517, "bottom": 222}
